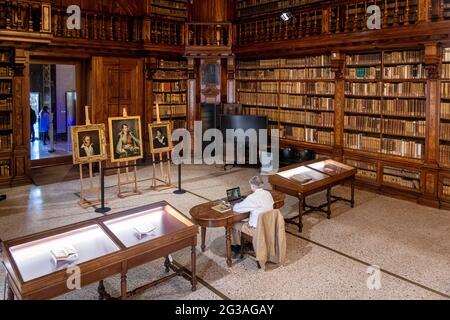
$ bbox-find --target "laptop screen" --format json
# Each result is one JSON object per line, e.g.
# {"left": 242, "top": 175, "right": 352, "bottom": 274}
{"left": 226, "top": 188, "right": 241, "bottom": 202}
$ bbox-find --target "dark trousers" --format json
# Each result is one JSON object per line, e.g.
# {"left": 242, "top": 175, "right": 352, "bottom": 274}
{"left": 41, "top": 132, "right": 50, "bottom": 144}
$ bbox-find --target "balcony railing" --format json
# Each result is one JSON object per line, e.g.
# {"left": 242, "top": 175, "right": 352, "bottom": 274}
{"left": 51, "top": 7, "right": 143, "bottom": 42}
{"left": 186, "top": 23, "right": 232, "bottom": 48}
{"left": 144, "top": 17, "right": 185, "bottom": 46}
{"left": 0, "top": 0, "right": 52, "bottom": 33}
{"left": 236, "top": 0, "right": 425, "bottom": 45}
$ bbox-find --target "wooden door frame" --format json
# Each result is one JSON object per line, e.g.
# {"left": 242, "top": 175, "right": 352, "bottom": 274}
{"left": 28, "top": 57, "right": 88, "bottom": 168}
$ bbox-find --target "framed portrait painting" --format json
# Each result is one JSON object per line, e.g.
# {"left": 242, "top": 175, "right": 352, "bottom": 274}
{"left": 149, "top": 122, "right": 172, "bottom": 154}
{"left": 71, "top": 124, "right": 107, "bottom": 165}
{"left": 108, "top": 116, "right": 144, "bottom": 163}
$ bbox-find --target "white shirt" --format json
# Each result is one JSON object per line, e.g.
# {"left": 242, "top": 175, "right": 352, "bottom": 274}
{"left": 81, "top": 144, "right": 95, "bottom": 157}
{"left": 233, "top": 189, "right": 274, "bottom": 228}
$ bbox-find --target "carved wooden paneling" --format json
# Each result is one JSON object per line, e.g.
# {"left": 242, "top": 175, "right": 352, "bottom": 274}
{"left": 91, "top": 56, "right": 144, "bottom": 142}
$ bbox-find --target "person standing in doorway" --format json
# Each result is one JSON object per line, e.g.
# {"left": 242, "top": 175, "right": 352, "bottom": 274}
{"left": 39, "top": 106, "right": 50, "bottom": 145}
{"left": 30, "top": 108, "right": 37, "bottom": 142}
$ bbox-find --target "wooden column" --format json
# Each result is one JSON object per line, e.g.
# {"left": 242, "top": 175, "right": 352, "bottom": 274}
{"left": 12, "top": 49, "right": 31, "bottom": 186}
{"left": 420, "top": 42, "right": 441, "bottom": 207}
{"left": 331, "top": 51, "right": 345, "bottom": 161}
{"left": 187, "top": 57, "right": 196, "bottom": 131}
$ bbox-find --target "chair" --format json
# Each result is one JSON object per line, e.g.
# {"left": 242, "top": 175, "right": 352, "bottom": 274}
{"left": 240, "top": 209, "right": 286, "bottom": 270}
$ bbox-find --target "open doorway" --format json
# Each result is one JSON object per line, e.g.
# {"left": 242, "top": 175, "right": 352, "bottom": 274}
{"left": 29, "top": 63, "right": 77, "bottom": 162}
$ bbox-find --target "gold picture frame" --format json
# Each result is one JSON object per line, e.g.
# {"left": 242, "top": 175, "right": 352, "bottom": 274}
{"left": 149, "top": 122, "right": 173, "bottom": 154}
{"left": 71, "top": 124, "right": 107, "bottom": 165}
{"left": 108, "top": 116, "right": 144, "bottom": 163}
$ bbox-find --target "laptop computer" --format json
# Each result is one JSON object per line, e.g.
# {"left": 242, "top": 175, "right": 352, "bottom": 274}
{"left": 226, "top": 187, "right": 246, "bottom": 204}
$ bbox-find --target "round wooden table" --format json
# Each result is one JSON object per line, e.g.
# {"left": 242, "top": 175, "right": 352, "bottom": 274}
{"left": 189, "top": 190, "right": 285, "bottom": 267}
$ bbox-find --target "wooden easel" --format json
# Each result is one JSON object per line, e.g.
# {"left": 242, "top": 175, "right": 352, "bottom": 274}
{"left": 116, "top": 108, "right": 142, "bottom": 198}
{"left": 151, "top": 104, "right": 175, "bottom": 191}
{"left": 79, "top": 106, "right": 102, "bottom": 209}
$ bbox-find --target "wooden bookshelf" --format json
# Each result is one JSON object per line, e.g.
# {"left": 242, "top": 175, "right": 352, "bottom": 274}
{"left": 152, "top": 58, "right": 188, "bottom": 131}
{"left": 150, "top": 0, "right": 188, "bottom": 20}
{"left": 382, "top": 165, "right": 422, "bottom": 192}
{"left": 237, "top": 54, "right": 336, "bottom": 148}
{"left": 440, "top": 48, "right": 450, "bottom": 166}
{"left": 344, "top": 50, "right": 427, "bottom": 161}
{"left": 0, "top": 47, "right": 14, "bottom": 184}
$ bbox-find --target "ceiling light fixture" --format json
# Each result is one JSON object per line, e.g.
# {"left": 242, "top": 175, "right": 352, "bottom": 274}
{"left": 280, "top": 12, "right": 293, "bottom": 22}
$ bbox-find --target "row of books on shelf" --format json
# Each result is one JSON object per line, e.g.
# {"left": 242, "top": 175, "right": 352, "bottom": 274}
{"left": 443, "top": 48, "right": 450, "bottom": 63}
{"left": 151, "top": 6, "right": 187, "bottom": 18}
{"left": 442, "top": 102, "right": 450, "bottom": 119}
{"left": 346, "top": 54, "right": 381, "bottom": 66}
{"left": 383, "top": 99, "right": 426, "bottom": 117}
{"left": 345, "top": 116, "right": 426, "bottom": 137}
{"left": 383, "top": 174, "right": 421, "bottom": 190}
{"left": 345, "top": 116, "right": 380, "bottom": 133}
{"left": 345, "top": 160, "right": 378, "bottom": 181}
{"left": 441, "top": 83, "right": 450, "bottom": 99}
{"left": 346, "top": 65, "right": 425, "bottom": 80}
{"left": 440, "top": 145, "right": 450, "bottom": 164}
{"left": 355, "top": 168, "right": 378, "bottom": 180}
{"left": 346, "top": 67, "right": 381, "bottom": 80}
{"left": 0, "top": 52, "right": 11, "bottom": 63}
{"left": 154, "top": 105, "right": 187, "bottom": 118}
{"left": 236, "top": 68, "right": 334, "bottom": 80}
{"left": 345, "top": 82, "right": 426, "bottom": 97}
{"left": 0, "top": 82, "right": 12, "bottom": 95}
{"left": 440, "top": 123, "right": 450, "bottom": 140}
{"left": 344, "top": 133, "right": 424, "bottom": 159}
{"left": 383, "top": 119, "right": 426, "bottom": 137}
{"left": 442, "top": 184, "right": 450, "bottom": 197}
{"left": 152, "top": 0, "right": 187, "bottom": 10}
{"left": 154, "top": 93, "right": 186, "bottom": 104}
{"left": 383, "top": 51, "right": 423, "bottom": 64}
{"left": 153, "top": 70, "right": 186, "bottom": 80}
{"left": 0, "top": 66, "right": 13, "bottom": 78}
{"left": 157, "top": 60, "right": 187, "bottom": 69}
{"left": 0, "top": 97, "right": 12, "bottom": 111}
{"left": 383, "top": 65, "right": 426, "bottom": 79}
{"left": 345, "top": 99, "right": 381, "bottom": 113}
{"left": 279, "top": 95, "right": 334, "bottom": 110}
{"left": 170, "top": 119, "right": 187, "bottom": 130}
{"left": 237, "top": 55, "right": 331, "bottom": 69}
{"left": 441, "top": 64, "right": 450, "bottom": 79}
{"left": 280, "top": 82, "right": 335, "bottom": 94}
{"left": 346, "top": 82, "right": 379, "bottom": 96}
{"left": 345, "top": 98, "right": 425, "bottom": 116}
{"left": 282, "top": 126, "right": 334, "bottom": 146}
{"left": 153, "top": 81, "right": 186, "bottom": 92}
{"left": 0, "top": 115, "right": 11, "bottom": 129}
{"left": 0, "top": 134, "right": 12, "bottom": 150}
{"left": 0, "top": 161, "right": 10, "bottom": 177}
{"left": 248, "top": 107, "right": 334, "bottom": 127}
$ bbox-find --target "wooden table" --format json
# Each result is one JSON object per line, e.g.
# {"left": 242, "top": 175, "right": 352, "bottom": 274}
{"left": 189, "top": 190, "right": 285, "bottom": 267}
{"left": 269, "top": 159, "right": 357, "bottom": 233}
{"left": 1, "top": 201, "right": 197, "bottom": 300}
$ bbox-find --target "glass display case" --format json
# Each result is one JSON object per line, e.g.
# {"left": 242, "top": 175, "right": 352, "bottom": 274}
{"left": 9, "top": 224, "right": 120, "bottom": 282}
{"left": 103, "top": 204, "right": 194, "bottom": 248}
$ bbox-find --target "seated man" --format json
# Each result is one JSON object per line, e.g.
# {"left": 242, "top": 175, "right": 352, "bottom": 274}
{"left": 231, "top": 176, "right": 274, "bottom": 253}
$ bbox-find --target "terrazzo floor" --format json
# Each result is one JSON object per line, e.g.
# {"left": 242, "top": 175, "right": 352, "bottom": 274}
{"left": 0, "top": 164, "right": 449, "bottom": 300}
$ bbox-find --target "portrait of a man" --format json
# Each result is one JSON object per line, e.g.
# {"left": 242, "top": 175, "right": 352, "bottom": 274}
{"left": 149, "top": 122, "right": 172, "bottom": 153}
{"left": 109, "top": 116, "right": 143, "bottom": 163}
{"left": 71, "top": 125, "right": 107, "bottom": 164}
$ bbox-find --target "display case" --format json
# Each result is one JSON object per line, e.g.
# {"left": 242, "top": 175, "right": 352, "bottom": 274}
{"left": 2, "top": 201, "right": 197, "bottom": 300}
